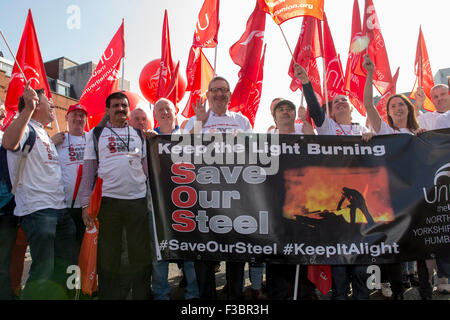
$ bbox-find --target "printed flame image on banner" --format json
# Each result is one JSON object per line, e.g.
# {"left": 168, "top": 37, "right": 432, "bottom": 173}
{"left": 283, "top": 166, "right": 395, "bottom": 224}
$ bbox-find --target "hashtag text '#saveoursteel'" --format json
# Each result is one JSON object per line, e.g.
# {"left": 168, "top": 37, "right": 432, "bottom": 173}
{"left": 162, "top": 240, "right": 400, "bottom": 258}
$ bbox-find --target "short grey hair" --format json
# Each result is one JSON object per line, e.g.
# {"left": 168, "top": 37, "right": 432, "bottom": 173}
{"left": 155, "top": 98, "right": 176, "bottom": 111}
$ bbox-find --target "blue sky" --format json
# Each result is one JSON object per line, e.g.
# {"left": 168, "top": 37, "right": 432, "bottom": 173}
{"left": 1, "top": 0, "right": 449, "bottom": 131}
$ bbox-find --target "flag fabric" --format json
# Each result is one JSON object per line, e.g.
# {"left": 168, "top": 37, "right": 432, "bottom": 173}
{"left": 229, "top": 2, "right": 266, "bottom": 74}
{"left": 230, "top": 45, "right": 267, "bottom": 127}
{"left": 79, "top": 21, "right": 124, "bottom": 129}
{"left": 4, "top": 10, "right": 52, "bottom": 116}
{"left": 322, "top": 14, "right": 346, "bottom": 103}
{"left": 361, "top": 0, "right": 393, "bottom": 95}
{"left": 164, "top": 61, "right": 180, "bottom": 114}
{"left": 229, "top": 3, "right": 266, "bottom": 127}
{"left": 307, "top": 265, "right": 332, "bottom": 295}
{"left": 182, "top": 48, "right": 214, "bottom": 118}
{"left": 183, "top": 0, "right": 218, "bottom": 118}
{"left": 288, "top": 16, "right": 323, "bottom": 105}
{"left": 258, "top": 0, "right": 325, "bottom": 24}
{"left": 409, "top": 27, "right": 435, "bottom": 112}
{"left": 157, "top": 11, "right": 176, "bottom": 100}
{"left": 376, "top": 67, "right": 400, "bottom": 123}
{"left": 192, "top": 0, "right": 220, "bottom": 48}
{"left": 344, "top": 0, "right": 367, "bottom": 116}
{"left": 79, "top": 177, "right": 103, "bottom": 295}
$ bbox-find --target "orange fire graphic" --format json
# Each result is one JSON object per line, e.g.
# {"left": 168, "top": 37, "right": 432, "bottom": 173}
{"left": 283, "top": 166, "right": 395, "bottom": 223}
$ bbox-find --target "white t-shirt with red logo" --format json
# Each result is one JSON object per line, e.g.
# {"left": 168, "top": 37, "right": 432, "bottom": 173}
{"left": 7, "top": 119, "right": 66, "bottom": 216}
{"left": 316, "top": 116, "right": 370, "bottom": 136}
{"left": 183, "top": 110, "right": 252, "bottom": 133}
{"left": 84, "top": 126, "right": 147, "bottom": 200}
{"left": 56, "top": 133, "right": 86, "bottom": 208}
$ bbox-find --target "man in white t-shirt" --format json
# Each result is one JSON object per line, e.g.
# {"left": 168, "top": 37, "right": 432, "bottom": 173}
{"left": 271, "top": 99, "right": 315, "bottom": 135}
{"left": 414, "top": 84, "right": 450, "bottom": 294}
{"left": 2, "top": 83, "right": 77, "bottom": 299}
{"left": 79, "top": 91, "right": 152, "bottom": 300}
{"left": 415, "top": 84, "right": 450, "bottom": 130}
{"left": 52, "top": 104, "right": 87, "bottom": 250}
{"left": 183, "top": 76, "right": 251, "bottom": 300}
{"left": 183, "top": 76, "right": 252, "bottom": 134}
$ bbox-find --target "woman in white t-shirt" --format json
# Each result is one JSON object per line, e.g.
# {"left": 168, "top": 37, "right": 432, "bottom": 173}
{"left": 363, "top": 55, "right": 431, "bottom": 300}
{"left": 363, "top": 55, "right": 424, "bottom": 137}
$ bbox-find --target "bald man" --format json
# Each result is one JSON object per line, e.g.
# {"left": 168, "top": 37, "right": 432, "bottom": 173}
{"left": 129, "top": 108, "right": 151, "bottom": 131}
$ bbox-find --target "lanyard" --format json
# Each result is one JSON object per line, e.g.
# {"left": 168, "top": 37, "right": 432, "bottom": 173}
{"left": 337, "top": 123, "right": 353, "bottom": 136}
{"left": 67, "top": 133, "right": 86, "bottom": 150}
{"left": 107, "top": 126, "right": 130, "bottom": 152}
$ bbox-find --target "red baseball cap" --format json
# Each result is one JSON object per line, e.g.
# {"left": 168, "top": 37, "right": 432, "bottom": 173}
{"left": 67, "top": 104, "right": 87, "bottom": 115}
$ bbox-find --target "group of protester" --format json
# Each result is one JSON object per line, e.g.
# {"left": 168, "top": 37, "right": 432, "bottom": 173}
{"left": 0, "top": 54, "right": 449, "bottom": 300}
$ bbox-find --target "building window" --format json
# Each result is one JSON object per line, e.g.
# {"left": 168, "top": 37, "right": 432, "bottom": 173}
{"left": 57, "top": 83, "right": 70, "bottom": 97}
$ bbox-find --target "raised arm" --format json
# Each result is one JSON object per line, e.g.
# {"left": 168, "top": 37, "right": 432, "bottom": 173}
{"left": 293, "top": 64, "right": 325, "bottom": 127}
{"left": 2, "top": 82, "right": 37, "bottom": 150}
{"left": 362, "top": 55, "right": 382, "bottom": 133}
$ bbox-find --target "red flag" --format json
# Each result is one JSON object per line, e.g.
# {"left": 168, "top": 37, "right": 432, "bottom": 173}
{"left": 322, "top": 14, "right": 346, "bottom": 103}
{"left": 230, "top": 45, "right": 267, "bottom": 127}
{"left": 229, "top": 2, "right": 266, "bottom": 80}
{"left": 164, "top": 61, "right": 180, "bottom": 114}
{"left": 229, "top": 3, "right": 266, "bottom": 127}
{"left": 258, "top": 0, "right": 324, "bottom": 24}
{"left": 344, "top": 0, "right": 367, "bottom": 116}
{"left": 376, "top": 67, "right": 400, "bottom": 123}
{"left": 409, "top": 27, "right": 435, "bottom": 112}
{"left": 288, "top": 16, "right": 323, "bottom": 104}
{"left": 182, "top": 48, "right": 214, "bottom": 118}
{"left": 5, "top": 10, "right": 52, "bottom": 116}
{"left": 157, "top": 10, "right": 176, "bottom": 99}
{"left": 192, "top": 0, "right": 220, "bottom": 48}
{"left": 79, "top": 21, "right": 124, "bottom": 129}
{"left": 307, "top": 265, "right": 332, "bottom": 296}
{"left": 361, "top": 0, "right": 393, "bottom": 95}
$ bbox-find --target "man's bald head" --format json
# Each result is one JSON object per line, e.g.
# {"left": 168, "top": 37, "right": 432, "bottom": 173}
{"left": 129, "top": 108, "right": 150, "bottom": 130}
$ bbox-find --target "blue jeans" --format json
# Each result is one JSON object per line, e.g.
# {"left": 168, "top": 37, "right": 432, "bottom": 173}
{"left": 152, "top": 260, "right": 199, "bottom": 300}
{"left": 20, "top": 208, "right": 77, "bottom": 300}
{"left": 436, "top": 257, "right": 450, "bottom": 279}
{"left": 402, "top": 261, "right": 416, "bottom": 275}
{"left": 149, "top": 197, "right": 199, "bottom": 300}
{"left": 249, "top": 263, "right": 265, "bottom": 290}
{"left": 0, "top": 215, "right": 19, "bottom": 300}
{"left": 331, "top": 265, "right": 370, "bottom": 300}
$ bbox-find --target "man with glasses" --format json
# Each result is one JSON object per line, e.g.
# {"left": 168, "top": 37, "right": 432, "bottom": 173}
{"left": 183, "top": 76, "right": 252, "bottom": 134}
{"left": 183, "top": 77, "right": 251, "bottom": 300}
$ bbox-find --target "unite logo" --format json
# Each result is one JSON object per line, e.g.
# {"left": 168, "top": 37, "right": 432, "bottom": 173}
{"left": 423, "top": 163, "right": 450, "bottom": 204}
{"left": 196, "top": 13, "right": 210, "bottom": 32}
{"left": 11, "top": 65, "right": 41, "bottom": 87}
{"left": 240, "top": 30, "right": 265, "bottom": 46}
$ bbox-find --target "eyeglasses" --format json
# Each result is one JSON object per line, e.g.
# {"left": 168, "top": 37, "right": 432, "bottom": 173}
{"left": 208, "top": 87, "right": 230, "bottom": 94}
